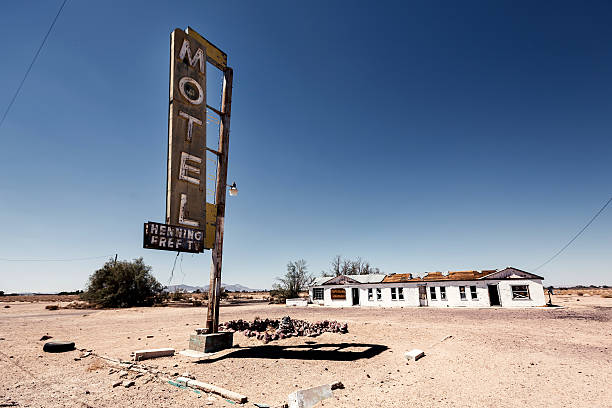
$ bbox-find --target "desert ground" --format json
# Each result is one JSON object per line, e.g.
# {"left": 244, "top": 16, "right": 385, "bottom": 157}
{"left": 1, "top": 292, "right": 610, "bottom": 408}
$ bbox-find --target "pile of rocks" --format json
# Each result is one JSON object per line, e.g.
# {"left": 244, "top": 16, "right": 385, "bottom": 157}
{"left": 219, "top": 316, "right": 348, "bottom": 343}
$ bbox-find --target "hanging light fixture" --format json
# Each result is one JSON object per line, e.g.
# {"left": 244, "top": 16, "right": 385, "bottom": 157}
{"left": 228, "top": 182, "right": 238, "bottom": 197}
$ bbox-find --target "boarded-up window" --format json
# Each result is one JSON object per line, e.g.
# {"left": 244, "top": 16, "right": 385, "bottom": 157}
{"left": 331, "top": 288, "right": 346, "bottom": 300}
{"left": 511, "top": 285, "right": 530, "bottom": 299}
{"left": 312, "top": 288, "right": 324, "bottom": 300}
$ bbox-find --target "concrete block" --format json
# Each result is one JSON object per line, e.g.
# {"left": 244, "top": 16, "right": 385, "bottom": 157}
{"left": 285, "top": 298, "right": 308, "bottom": 307}
{"left": 404, "top": 349, "right": 425, "bottom": 361}
{"left": 133, "top": 348, "right": 175, "bottom": 361}
{"left": 287, "top": 384, "right": 333, "bottom": 408}
{"left": 189, "top": 332, "right": 233, "bottom": 353}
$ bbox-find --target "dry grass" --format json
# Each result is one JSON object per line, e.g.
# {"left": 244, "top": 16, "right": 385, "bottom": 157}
{"left": 553, "top": 288, "right": 612, "bottom": 297}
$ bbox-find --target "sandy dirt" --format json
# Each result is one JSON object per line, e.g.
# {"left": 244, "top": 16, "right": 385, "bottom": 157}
{"left": 1, "top": 294, "right": 610, "bottom": 408}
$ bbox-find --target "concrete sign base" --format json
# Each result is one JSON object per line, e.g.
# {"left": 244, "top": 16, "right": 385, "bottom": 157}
{"left": 189, "top": 332, "right": 233, "bottom": 353}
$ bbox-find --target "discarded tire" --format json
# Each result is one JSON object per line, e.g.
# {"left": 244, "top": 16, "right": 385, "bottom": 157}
{"left": 43, "top": 341, "right": 75, "bottom": 353}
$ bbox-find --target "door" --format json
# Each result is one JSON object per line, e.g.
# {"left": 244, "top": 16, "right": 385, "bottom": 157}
{"left": 418, "top": 286, "right": 428, "bottom": 306}
{"left": 488, "top": 284, "right": 501, "bottom": 306}
{"left": 351, "top": 288, "right": 360, "bottom": 306}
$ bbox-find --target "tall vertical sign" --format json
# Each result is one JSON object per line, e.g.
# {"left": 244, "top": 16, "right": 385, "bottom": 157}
{"left": 166, "top": 29, "right": 207, "bottom": 230}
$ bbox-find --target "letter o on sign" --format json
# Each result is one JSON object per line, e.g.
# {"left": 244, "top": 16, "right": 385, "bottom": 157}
{"left": 179, "top": 77, "right": 204, "bottom": 105}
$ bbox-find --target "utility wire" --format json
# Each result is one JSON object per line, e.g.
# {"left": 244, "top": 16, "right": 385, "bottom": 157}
{"left": 0, "top": 0, "right": 68, "bottom": 129}
{"left": 533, "top": 195, "right": 612, "bottom": 272}
{"left": 0, "top": 254, "right": 113, "bottom": 262}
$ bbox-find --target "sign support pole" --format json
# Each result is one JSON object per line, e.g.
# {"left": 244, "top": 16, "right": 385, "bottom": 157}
{"left": 206, "top": 67, "right": 233, "bottom": 333}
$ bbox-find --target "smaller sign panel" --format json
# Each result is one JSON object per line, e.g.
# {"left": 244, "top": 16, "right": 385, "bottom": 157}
{"left": 330, "top": 288, "right": 347, "bottom": 300}
{"left": 143, "top": 222, "right": 204, "bottom": 253}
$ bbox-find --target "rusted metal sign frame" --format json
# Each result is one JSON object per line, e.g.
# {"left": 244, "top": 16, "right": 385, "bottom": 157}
{"left": 175, "top": 26, "right": 234, "bottom": 334}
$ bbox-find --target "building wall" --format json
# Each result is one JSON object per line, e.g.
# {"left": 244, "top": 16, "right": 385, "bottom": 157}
{"left": 310, "top": 279, "right": 545, "bottom": 308}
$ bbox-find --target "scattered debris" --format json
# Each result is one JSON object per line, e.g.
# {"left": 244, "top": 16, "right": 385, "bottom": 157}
{"left": 146, "top": 335, "right": 154, "bottom": 338}
{"left": 254, "top": 404, "right": 270, "bottom": 408}
{"left": 287, "top": 382, "right": 340, "bottom": 408}
{"left": 429, "top": 334, "right": 453, "bottom": 348}
{"left": 112, "top": 381, "right": 122, "bottom": 388}
{"left": 118, "top": 371, "right": 129, "bottom": 378}
{"left": 132, "top": 348, "right": 175, "bottom": 361}
{"left": 39, "top": 335, "right": 53, "bottom": 341}
{"left": 183, "top": 379, "right": 248, "bottom": 403}
{"left": 45, "top": 305, "right": 59, "bottom": 311}
{"left": 122, "top": 380, "right": 135, "bottom": 388}
{"left": 178, "top": 349, "right": 212, "bottom": 359}
{"left": 330, "top": 381, "right": 344, "bottom": 390}
{"left": 219, "top": 316, "right": 348, "bottom": 344}
{"left": 43, "top": 341, "right": 75, "bottom": 353}
{"left": 405, "top": 349, "right": 425, "bottom": 361}
{"left": 4, "top": 305, "right": 10, "bottom": 309}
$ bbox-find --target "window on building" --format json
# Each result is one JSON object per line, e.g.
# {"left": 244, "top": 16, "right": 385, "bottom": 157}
{"left": 376, "top": 288, "right": 382, "bottom": 301}
{"left": 440, "top": 286, "right": 447, "bottom": 300}
{"left": 313, "top": 288, "right": 324, "bottom": 300}
{"left": 368, "top": 288, "right": 373, "bottom": 301}
{"left": 470, "top": 285, "right": 477, "bottom": 299}
{"left": 429, "top": 286, "right": 437, "bottom": 300}
{"left": 391, "top": 288, "right": 397, "bottom": 300}
{"left": 511, "top": 285, "right": 530, "bottom": 300}
{"left": 398, "top": 287, "right": 404, "bottom": 300}
{"left": 459, "top": 286, "right": 466, "bottom": 300}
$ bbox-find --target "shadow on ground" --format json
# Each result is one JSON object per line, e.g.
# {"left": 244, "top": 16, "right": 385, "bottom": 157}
{"left": 196, "top": 342, "right": 388, "bottom": 363}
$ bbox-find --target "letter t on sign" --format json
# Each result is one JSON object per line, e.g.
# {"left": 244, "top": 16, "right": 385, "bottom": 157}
{"left": 179, "top": 111, "right": 202, "bottom": 142}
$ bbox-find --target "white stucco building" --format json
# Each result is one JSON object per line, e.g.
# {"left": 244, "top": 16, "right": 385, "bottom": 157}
{"left": 309, "top": 267, "right": 546, "bottom": 308}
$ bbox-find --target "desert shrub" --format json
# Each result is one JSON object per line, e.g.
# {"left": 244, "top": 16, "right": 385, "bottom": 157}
{"left": 81, "top": 257, "right": 163, "bottom": 308}
{"left": 171, "top": 290, "right": 185, "bottom": 301}
{"left": 272, "top": 259, "right": 314, "bottom": 301}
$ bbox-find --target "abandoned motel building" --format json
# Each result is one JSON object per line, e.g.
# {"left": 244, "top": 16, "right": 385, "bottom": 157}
{"left": 308, "top": 267, "right": 546, "bottom": 308}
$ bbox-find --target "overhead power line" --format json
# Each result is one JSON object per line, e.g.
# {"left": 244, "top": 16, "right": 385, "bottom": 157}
{"left": 0, "top": 0, "right": 68, "bottom": 129}
{"left": 0, "top": 254, "right": 113, "bottom": 262}
{"left": 533, "top": 195, "right": 612, "bottom": 272}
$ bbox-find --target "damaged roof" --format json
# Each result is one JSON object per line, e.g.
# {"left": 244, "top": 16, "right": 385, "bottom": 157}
{"left": 312, "top": 267, "right": 543, "bottom": 286}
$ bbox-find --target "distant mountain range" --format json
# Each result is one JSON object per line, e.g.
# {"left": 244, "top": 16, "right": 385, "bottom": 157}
{"left": 164, "top": 283, "right": 265, "bottom": 293}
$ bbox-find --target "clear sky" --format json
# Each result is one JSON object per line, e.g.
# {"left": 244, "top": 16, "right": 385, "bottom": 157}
{"left": 0, "top": 1, "right": 610, "bottom": 293}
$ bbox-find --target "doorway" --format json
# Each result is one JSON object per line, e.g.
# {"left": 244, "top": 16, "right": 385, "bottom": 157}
{"left": 352, "top": 288, "right": 360, "bottom": 306}
{"left": 418, "top": 286, "right": 428, "bottom": 306}
{"left": 488, "top": 284, "right": 501, "bottom": 306}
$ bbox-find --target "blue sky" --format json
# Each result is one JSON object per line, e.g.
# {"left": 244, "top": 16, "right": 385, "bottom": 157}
{"left": 0, "top": 1, "right": 610, "bottom": 292}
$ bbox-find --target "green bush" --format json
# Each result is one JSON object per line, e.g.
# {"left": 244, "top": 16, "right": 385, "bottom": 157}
{"left": 81, "top": 257, "right": 163, "bottom": 308}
